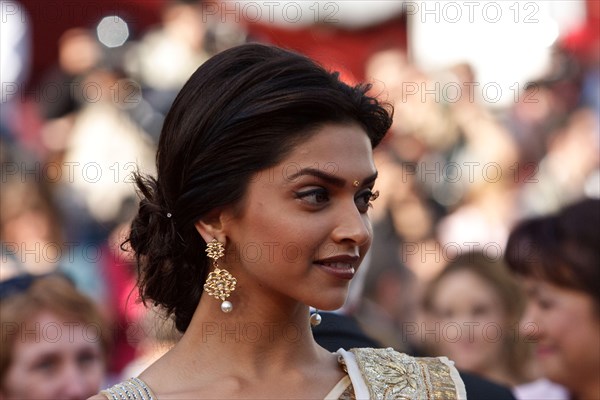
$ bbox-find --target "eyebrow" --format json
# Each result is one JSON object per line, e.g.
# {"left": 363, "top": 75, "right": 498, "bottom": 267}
{"left": 525, "top": 284, "right": 539, "bottom": 297}
{"left": 287, "top": 168, "right": 378, "bottom": 188}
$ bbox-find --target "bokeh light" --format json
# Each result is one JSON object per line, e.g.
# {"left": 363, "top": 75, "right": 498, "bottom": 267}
{"left": 96, "top": 16, "right": 129, "bottom": 48}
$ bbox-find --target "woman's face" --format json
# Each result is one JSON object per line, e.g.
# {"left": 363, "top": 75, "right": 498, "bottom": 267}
{"left": 521, "top": 278, "right": 600, "bottom": 389}
{"left": 428, "top": 269, "right": 508, "bottom": 374}
{"left": 221, "top": 123, "right": 377, "bottom": 311}
{"left": 2, "top": 311, "right": 105, "bottom": 400}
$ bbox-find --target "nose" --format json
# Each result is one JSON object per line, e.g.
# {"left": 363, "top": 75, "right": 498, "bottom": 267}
{"left": 331, "top": 201, "right": 372, "bottom": 247}
{"left": 59, "top": 363, "right": 95, "bottom": 400}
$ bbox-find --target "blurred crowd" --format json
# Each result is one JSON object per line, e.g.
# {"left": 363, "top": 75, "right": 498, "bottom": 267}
{"left": 1, "top": 0, "right": 598, "bottom": 399}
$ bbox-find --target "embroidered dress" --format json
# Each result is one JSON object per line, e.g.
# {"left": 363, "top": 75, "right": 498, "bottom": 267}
{"left": 338, "top": 348, "right": 466, "bottom": 399}
{"left": 100, "top": 348, "right": 466, "bottom": 399}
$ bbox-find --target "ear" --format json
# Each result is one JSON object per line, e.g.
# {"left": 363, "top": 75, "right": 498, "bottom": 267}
{"left": 194, "top": 207, "right": 232, "bottom": 244}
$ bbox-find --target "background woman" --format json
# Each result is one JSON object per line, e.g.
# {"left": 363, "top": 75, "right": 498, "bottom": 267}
{"left": 505, "top": 198, "right": 600, "bottom": 400}
{"left": 0, "top": 274, "right": 109, "bottom": 399}
{"left": 422, "top": 252, "right": 535, "bottom": 389}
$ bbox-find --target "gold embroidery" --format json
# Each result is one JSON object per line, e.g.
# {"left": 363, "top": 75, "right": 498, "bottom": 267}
{"left": 338, "top": 382, "right": 356, "bottom": 400}
{"left": 349, "top": 348, "right": 458, "bottom": 400}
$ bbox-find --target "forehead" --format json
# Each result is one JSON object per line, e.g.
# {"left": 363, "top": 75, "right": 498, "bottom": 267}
{"left": 278, "top": 123, "right": 375, "bottom": 175}
{"left": 435, "top": 270, "right": 500, "bottom": 302}
{"left": 11, "top": 311, "right": 101, "bottom": 363}
{"left": 521, "top": 276, "right": 555, "bottom": 294}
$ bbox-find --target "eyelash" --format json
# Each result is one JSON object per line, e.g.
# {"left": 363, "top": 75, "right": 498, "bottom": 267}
{"left": 294, "top": 188, "right": 380, "bottom": 213}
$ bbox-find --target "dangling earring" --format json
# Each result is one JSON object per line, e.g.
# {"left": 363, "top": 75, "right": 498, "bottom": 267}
{"left": 203, "top": 239, "right": 237, "bottom": 313}
{"left": 310, "top": 309, "right": 322, "bottom": 327}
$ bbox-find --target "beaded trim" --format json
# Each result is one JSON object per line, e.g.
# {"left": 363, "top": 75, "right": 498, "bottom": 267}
{"left": 100, "top": 377, "right": 156, "bottom": 400}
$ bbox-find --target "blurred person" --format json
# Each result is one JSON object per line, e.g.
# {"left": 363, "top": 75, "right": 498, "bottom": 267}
{"left": 519, "top": 108, "right": 600, "bottom": 214}
{"left": 39, "top": 28, "right": 102, "bottom": 122}
{"left": 0, "top": 274, "right": 110, "bottom": 399}
{"left": 56, "top": 66, "right": 156, "bottom": 232}
{"left": 0, "top": 140, "right": 107, "bottom": 302}
{"left": 436, "top": 63, "right": 521, "bottom": 253}
{"left": 372, "top": 161, "right": 447, "bottom": 284}
{"left": 506, "top": 198, "right": 600, "bottom": 400}
{"left": 508, "top": 84, "right": 560, "bottom": 165}
{"left": 36, "top": 28, "right": 103, "bottom": 174}
{"left": 0, "top": 0, "right": 31, "bottom": 141}
{"left": 422, "top": 252, "right": 537, "bottom": 391}
{"left": 0, "top": 143, "right": 63, "bottom": 281}
{"left": 124, "top": 0, "right": 211, "bottom": 116}
{"left": 365, "top": 48, "right": 459, "bottom": 160}
{"left": 124, "top": 0, "right": 247, "bottom": 142}
{"left": 436, "top": 178, "right": 519, "bottom": 256}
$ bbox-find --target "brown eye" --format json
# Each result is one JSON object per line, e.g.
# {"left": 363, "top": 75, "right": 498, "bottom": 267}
{"left": 472, "top": 304, "right": 491, "bottom": 317}
{"left": 77, "top": 349, "right": 100, "bottom": 369}
{"left": 294, "top": 188, "right": 330, "bottom": 206}
{"left": 33, "top": 355, "right": 59, "bottom": 376}
{"left": 356, "top": 189, "right": 379, "bottom": 213}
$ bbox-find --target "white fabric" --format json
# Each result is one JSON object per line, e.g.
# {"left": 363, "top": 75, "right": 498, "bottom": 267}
{"left": 513, "top": 378, "right": 569, "bottom": 400}
{"left": 438, "top": 356, "right": 467, "bottom": 400}
{"left": 323, "top": 375, "right": 352, "bottom": 400}
{"left": 336, "top": 349, "right": 370, "bottom": 399}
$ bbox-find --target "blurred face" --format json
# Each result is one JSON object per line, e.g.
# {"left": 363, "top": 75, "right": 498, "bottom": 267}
{"left": 222, "top": 123, "right": 377, "bottom": 310}
{"left": 2, "top": 311, "right": 105, "bottom": 400}
{"left": 521, "top": 278, "right": 600, "bottom": 389}
{"left": 429, "top": 270, "right": 507, "bottom": 374}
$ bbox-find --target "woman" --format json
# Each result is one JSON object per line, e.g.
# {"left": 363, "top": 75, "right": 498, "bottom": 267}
{"left": 505, "top": 198, "right": 600, "bottom": 400}
{"left": 422, "top": 252, "right": 536, "bottom": 389}
{"left": 0, "top": 274, "right": 109, "bottom": 399}
{"left": 96, "top": 44, "right": 465, "bottom": 399}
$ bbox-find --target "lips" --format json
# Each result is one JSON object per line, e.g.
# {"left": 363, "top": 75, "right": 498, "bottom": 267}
{"left": 536, "top": 345, "right": 556, "bottom": 358}
{"left": 314, "top": 255, "right": 359, "bottom": 280}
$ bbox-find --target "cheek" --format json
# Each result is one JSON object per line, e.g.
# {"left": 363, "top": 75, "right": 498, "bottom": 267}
{"left": 3, "top": 366, "right": 57, "bottom": 399}
{"left": 546, "top": 309, "right": 583, "bottom": 342}
{"left": 558, "top": 314, "right": 600, "bottom": 362}
{"left": 446, "top": 344, "right": 490, "bottom": 371}
{"left": 231, "top": 215, "right": 286, "bottom": 264}
{"left": 438, "top": 341, "right": 461, "bottom": 359}
{"left": 82, "top": 364, "right": 105, "bottom": 394}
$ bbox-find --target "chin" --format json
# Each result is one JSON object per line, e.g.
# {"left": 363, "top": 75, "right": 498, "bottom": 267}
{"left": 311, "top": 292, "right": 349, "bottom": 311}
{"left": 542, "top": 366, "right": 569, "bottom": 388}
{"left": 452, "top": 353, "right": 487, "bottom": 373}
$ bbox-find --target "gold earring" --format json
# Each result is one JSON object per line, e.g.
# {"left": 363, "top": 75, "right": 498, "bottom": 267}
{"left": 203, "top": 239, "right": 237, "bottom": 313}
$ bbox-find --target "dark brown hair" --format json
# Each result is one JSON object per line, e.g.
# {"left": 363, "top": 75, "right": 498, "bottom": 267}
{"left": 505, "top": 198, "right": 600, "bottom": 310}
{"left": 127, "top": 44, "right": 393, "bottom": 332}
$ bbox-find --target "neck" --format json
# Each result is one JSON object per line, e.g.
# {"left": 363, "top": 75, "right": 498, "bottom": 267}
{"left": 571, "top": 379, "right": 600, "bottom": 400}
{"left": 476, "top": 361, "right": 519, "bottom": 388}
{"left": 171, "top": 291, "right": 326, "bottom": 377}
